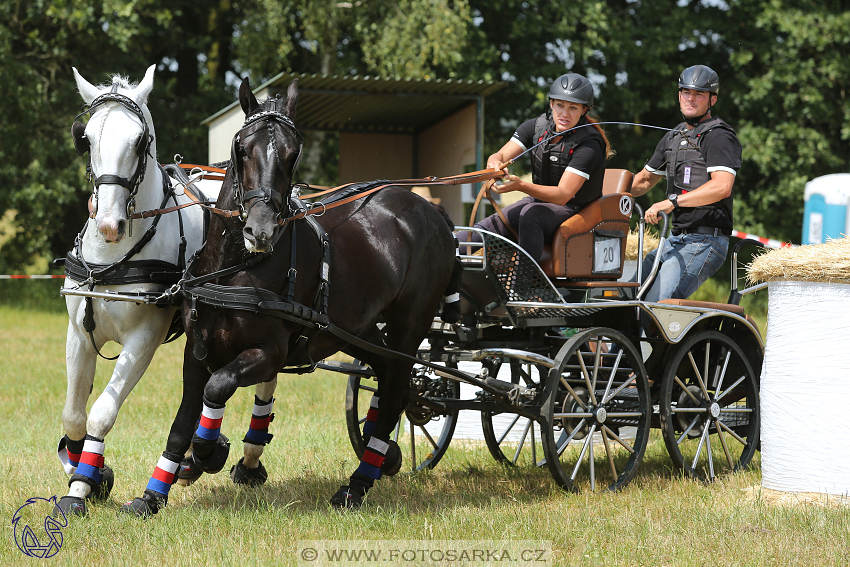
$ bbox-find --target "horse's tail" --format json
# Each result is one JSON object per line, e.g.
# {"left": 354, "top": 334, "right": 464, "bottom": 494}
{"left": 431, "top": 203, "right": 462, "bottom": 324}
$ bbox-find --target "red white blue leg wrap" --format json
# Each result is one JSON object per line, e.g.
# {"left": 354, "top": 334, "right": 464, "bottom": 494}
{"left": 363, "top": 395, "right": 379, "bottom": 439}
{"left": 145, "top": 454, "right": 181, "bottom": 496}
{"left": 243, "top": 396, "right": 275, "bottom": 446}
{"left": 195, "top": 401, "right": 226, "bottom": 441}
{"left": 355, "top": 436, "right": 389, "bottom": 480}
{"left": 73, "top": 435, "right": 105, "bottom": 485}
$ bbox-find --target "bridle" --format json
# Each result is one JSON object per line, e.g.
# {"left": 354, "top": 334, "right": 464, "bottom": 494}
{"left": 72, "top": 83, "right": 153, "bottom": 221}
{"left": 231, "top": 97, "right": 304, "bottom": 222}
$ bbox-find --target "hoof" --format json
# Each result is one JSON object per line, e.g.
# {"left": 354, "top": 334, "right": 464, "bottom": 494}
{"left": 53, "top": 496, "right": 87, "bottom": 519}
{"left": 230, "top": 458, "right": 268, "bottom": 486}
{"left": 117, "top": 490, "right": 164, "bottom": 519}
{"left": 177, "top": 456, "right": 203, "bottom": 487}
{"left": 381, "top": 440, "right": 403, "bottom": 477}
{"left": 329, "top": 486, "right": 363, "bottom": 509}
{"left": 88, "top": 465, "right": 114, "bottom": 501}
{"left": 192, "top": 433, "right": 230, "bottom": 474}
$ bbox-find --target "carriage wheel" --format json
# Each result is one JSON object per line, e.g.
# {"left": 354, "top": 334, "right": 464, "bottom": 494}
{"left": 345, "top": 360, "right": 460, "bottom": 472}
{"left": 480, "top": 359, "right": 552, "bottom": 466}
{"left": 540, "top": 328, "right": 651, "bottom": 493}
{"left": 659, "top": 330, "right": 760, "bottom": 482}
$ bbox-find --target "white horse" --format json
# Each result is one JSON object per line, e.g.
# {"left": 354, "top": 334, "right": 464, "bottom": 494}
{"left": 56, "top": 65, "right": 221, "bottom": 517}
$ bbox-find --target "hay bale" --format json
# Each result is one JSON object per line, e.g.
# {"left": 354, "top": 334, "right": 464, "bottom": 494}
{"left": 741, "top": 486, "right": 850, "bottom": 509}
{"left": 625, "top": 227, "right": 660, "bottom": 261}
{"left": 747, "top": 237, "right": 850, "bottom": 285}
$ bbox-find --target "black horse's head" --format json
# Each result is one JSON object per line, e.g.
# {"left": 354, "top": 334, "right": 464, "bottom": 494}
{"left": 234, "top": 78, "right": 301, "bottom": 253}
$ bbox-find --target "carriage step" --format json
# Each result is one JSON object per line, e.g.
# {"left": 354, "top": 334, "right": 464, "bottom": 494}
{"left": 316, "top": 360, "right": 376, "bottom": 377}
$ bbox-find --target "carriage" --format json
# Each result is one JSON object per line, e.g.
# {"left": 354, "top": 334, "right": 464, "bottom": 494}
{"left": 56, "top": 70, "right": 765, "bottom": 515}
{"left": 335, "top": 169, "right": 766, "bottom": 492}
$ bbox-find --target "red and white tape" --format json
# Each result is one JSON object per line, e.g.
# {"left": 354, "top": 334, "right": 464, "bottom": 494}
{"left": 731, "top": 230, "right": 794, "bottom": 249}
{"left": 0, "top": 275, "right": 65, "bottom": 279}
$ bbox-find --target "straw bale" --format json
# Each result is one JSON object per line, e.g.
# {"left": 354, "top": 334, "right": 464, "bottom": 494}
{"left": 746, "top": 237, "right": 850, "bottom": 285}
{"left": 625, "top": 227, "right": 660, "bottom": 261}
{"left": 741, "top": 486, "right": 850, "bottom": 509}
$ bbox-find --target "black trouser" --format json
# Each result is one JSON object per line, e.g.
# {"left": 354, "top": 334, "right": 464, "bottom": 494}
{"left": 461, "top": 196, "right": 581, "bottom": 263}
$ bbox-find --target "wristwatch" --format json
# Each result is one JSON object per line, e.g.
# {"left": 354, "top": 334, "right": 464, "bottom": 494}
{"left": 668, "top": 193, "right": 680, "bottom": 209}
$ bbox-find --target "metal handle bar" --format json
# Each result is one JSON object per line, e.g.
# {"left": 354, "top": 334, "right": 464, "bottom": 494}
{"left": 728, "top": 238, "right": 769, "bottom": 305}
{"left": 636, "top": 210, "right": 670, "bottom": 301}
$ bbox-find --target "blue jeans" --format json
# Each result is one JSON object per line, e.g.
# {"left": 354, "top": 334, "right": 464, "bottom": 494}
{"left": 637, "top": 233, "right": 729, "bottom": 303}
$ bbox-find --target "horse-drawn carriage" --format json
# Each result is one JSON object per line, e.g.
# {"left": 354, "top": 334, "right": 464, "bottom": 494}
{"left": 55, "top": 67, "right": 765, "bottom": 517}
{"left": 340, "top": 168, "right": 765, "bottom": 493}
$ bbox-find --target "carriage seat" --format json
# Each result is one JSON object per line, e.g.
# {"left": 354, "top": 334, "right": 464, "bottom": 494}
{"left": 540, "top": 169, "right": 634, "bottom": 279}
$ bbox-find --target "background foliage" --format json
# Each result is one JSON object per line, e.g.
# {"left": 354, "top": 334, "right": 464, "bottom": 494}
{"left": 1, "top": 0, "right": 848, "bottom": 272}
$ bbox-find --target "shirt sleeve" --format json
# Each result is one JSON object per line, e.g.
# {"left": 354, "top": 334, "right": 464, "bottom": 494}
{"left": 644, "top": 135, "right": 669, "bottom": 175}
{"left": 563, "top": 139, "right": 605, "bottom": 180}
{"left": 702, "top": 128, "right": 743, "bottom": 176}
{"left": 510, "top": 118, "right": 538, "bottom": 151}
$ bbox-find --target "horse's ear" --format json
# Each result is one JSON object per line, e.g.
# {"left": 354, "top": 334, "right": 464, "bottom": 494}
{"left": 133, "top": 64, "right": 156, "bottom": 106}
{"left": 73, "top": 67, "right": 101, "bottom": 105}
{"left": 239, "top": 78, "right": 259, "bottom": 116}
{"left": 284, "top": 79, "right": 299, "bottom": 120}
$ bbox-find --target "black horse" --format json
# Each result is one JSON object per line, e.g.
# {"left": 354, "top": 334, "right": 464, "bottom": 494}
{"left": 121, "top": 78, "right": 460, "bottom": 516}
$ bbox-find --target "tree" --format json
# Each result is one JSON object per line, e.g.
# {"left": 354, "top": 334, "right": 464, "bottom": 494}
{"left": 726, "top": 0, "right": 850, "bottom": 243}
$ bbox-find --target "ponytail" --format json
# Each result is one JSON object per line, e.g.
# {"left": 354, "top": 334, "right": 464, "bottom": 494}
{"left": 586, "top": 113, "right": 615, "bottom": 159}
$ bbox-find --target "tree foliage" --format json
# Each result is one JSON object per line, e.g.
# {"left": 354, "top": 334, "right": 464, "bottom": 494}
{"left": 1, "top": 0, "right": 848, "bottom": 272}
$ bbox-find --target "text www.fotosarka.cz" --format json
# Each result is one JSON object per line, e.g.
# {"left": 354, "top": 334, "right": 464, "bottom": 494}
{"left": 297, "top": 540, "right": 552, "bottom": 566}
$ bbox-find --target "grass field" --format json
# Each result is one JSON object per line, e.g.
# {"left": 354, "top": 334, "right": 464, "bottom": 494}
{"left": 0, "top": 289, "right": 847, "bottom": 567}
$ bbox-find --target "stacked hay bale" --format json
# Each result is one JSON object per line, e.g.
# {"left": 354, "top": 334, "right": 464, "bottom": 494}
{"left": 747, "top": 237, "right": 850, "bottom": 501}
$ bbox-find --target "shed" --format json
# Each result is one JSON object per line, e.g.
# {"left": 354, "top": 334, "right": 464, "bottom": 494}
{"left": 202, "top": 72, "right": 505, "bottom": 223}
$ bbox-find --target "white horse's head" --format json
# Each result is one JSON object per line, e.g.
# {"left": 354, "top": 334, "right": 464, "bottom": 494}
{"left": 73, "top": 65, "right": 157, "bottom": 243}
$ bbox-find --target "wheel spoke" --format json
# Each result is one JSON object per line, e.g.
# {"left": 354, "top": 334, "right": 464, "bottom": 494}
{"left": 418, "top": 424, "right": 439, "bottom": 451}
{"left": 601, "top": 427, "right": 618, "bottom": 480}
{"left": 559, "top": 376, "right": 589, "bottom": 412}
{"left": 688, "top": 351, "right": 712, "bottom": 401}
{"left": 716, "top": 425, "right": 735, "bottom": 468}
{"left": 577, "top": 350, "right": 598, "bottom": 405}
{"left": 706, "top": 429, "right": 715, "bottom": 480}
{"left": 674, "top": 375, "right": 702, "bottom": 405}
{"left": 716, "top": 375, "right": 747, "bottom": 403}
{"left": 557, "top": 418, "right": 588, "bottom": 456}
{"left": 570, "top": 424, "right": 597, "bottom": 482}
{"left": 676, "top": 415, "right": 702, "bottom": 445}
{"left": 589, "top": 433, "right": 596, "bottom": 491}
{"left": 592, "top": 339, "right": 603, "bottom": 391}
{"left": 600, "top": 351, "right": 622, "bottom": 404}
{"left": 717, "top": 419, "right": 748, "bottom": 446}
{"left": 496, "top": 414, "right": 522, "bottom": 444}
{"left": 512, "top": 420, "right": 533, "bottom": 465}
{"left": 602, "top": 425, "right": 634, "bottom": 454}
{"left": 601, "top": 371, "right": 633, "bottom": 405}
{"left": 691, "top": 421, "right": 710, "bottom": 470}
{"left": 713, "top": 349, "right": 732, "bottom": 396}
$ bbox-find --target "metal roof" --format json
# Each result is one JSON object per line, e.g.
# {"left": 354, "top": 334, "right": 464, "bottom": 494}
{"left": 203, "top": 72, "right": 505, "bottom": 134}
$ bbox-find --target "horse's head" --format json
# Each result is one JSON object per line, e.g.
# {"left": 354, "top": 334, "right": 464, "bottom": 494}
{"left": 72, "top": 65, "right": 156, "bottom": 243}
{"left": 234, "top": 78, "right": 301, "bottom": 254}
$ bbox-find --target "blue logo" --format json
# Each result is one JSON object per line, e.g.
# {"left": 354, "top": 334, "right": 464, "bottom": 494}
{"left": 11, "top": 496, "right": 66, "bottom": 559}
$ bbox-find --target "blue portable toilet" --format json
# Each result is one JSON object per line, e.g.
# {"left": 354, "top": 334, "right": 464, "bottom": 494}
{"left": 802, "top": 174, "right": 850, "bottom": 244}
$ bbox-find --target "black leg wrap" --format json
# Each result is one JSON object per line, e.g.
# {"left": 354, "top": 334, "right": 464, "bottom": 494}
{"left": 53, "top": 496, "right": 87, "bottom": 519}
{"left": 190, "top": 433, "right": 230, "bottom": 474}
{"left": 229, "top": 457, "right": 268, "bottom": 486}
{"left": 330, "top": 471, "right": 374, "bottom": 509}
{"left": 69, "top": 463, "right": 114, "bottom": 500}
{"left": 117, "top": 489, "right": 167, "bottom": 519}
{"left": 380, "top": 440, "right": 402, "bottom": 477}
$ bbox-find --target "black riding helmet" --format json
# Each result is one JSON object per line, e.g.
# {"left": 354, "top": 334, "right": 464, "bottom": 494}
{"left": 549, "top": 73, "right": 594, "bottom": 107}
{"left": 678, "top": 65, "right": 719, "bottom": 95}
{"left": 678, "top": 65, "right": 719, "bottom": 125}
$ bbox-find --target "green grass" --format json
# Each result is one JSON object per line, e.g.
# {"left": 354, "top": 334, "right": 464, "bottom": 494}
{"left": 1, "top": 305, "right": 847, "bottom": 567}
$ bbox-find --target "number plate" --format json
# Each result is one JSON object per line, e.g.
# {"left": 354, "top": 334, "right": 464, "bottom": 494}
{"left": 593, "top": 234, "right": 621, "bottom": 274}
